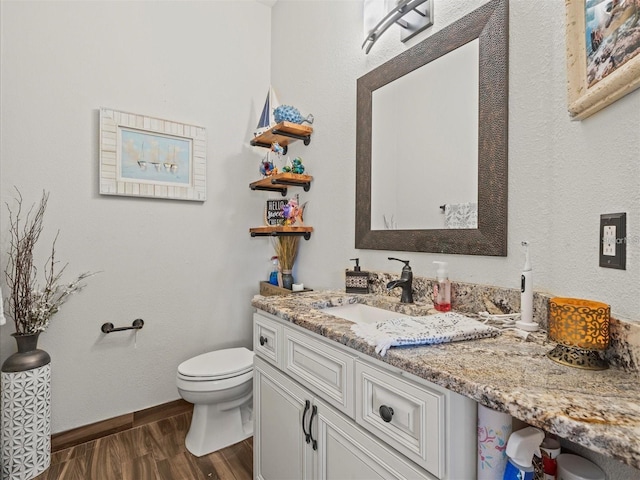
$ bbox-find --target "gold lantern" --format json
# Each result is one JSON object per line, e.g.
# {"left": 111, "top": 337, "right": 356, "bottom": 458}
{"left": 547, "top": 297, "right": 610, "bottom": 370}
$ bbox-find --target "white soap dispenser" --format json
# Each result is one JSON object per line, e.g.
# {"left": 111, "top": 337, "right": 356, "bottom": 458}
{"left": 433, "top": 261, "right": 451, "bottom": 312}
{"left": 516, "top": 241, "right": 538, "bottom": 332}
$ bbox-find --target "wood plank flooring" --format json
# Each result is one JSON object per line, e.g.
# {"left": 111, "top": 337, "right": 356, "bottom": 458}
{"left": 34, "top": 412, "right": 253, "bottom": 480}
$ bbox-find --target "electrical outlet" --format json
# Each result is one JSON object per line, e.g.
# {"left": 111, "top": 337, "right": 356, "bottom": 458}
{"left": 600, "top": 213, "right": 626, "bottom": 270}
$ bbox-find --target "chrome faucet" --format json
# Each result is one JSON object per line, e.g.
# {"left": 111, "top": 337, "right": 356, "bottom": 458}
{"left": 386, "top": 257, "right": 413, "bottom": 304}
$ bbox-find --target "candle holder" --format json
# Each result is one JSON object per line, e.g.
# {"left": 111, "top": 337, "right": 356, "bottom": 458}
{"left": 547, "top": 297, "right": 610, "bottom": 370}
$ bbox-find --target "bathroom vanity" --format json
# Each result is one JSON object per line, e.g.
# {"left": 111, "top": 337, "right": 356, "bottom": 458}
{"left": 253, "top": 308, "right": 476, "bottom": 479}
{"left": 252, "top": 291, "right": 640, "bottom": 478}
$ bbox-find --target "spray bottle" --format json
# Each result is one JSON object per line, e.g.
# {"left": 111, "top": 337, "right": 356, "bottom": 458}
{"left": 503, "top": 427, "right": 545, "bottom": 480}
{"left": 433, "top": 261, "right": 451, "bottom": 312}
{"left": 515, "top": 241, "right": 538, "bottom": 332}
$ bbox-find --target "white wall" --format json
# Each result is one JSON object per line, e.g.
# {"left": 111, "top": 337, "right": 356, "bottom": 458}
{"left": 0, "top": 0, "right": 274, "bottom": 433}
{"left": 271, "top": 0, "right": 640, "bottom": 322}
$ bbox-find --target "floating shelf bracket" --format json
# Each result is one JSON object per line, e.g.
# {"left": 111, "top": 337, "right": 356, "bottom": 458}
{"left": 250, "top": 231, "right": 312, "bottom": 240}
{"left": 249, "top": 174, "right": 313, "bottom": 196}
{"left": 271, "top": 177, "right": 311, "bottom": 191}
{"left": 271, "top": 129, "right": 311, "bottom": 146}
{"left": 250, "top": 139, "right": 289, "bottom": 155}
{"left": 250, "top": 184, "right": 289, "bottom": 196}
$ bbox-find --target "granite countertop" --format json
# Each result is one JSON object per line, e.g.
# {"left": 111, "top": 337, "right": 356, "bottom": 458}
{"left": 251, "top": 290, "right": 640, "bottom": 470}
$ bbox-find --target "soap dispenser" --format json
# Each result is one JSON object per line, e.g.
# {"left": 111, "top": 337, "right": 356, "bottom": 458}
{"left": 345, "top": 258, "right": 370, "bottom": 294}
{"left": 433, "top": 261, "right": 451, "bottom": 312}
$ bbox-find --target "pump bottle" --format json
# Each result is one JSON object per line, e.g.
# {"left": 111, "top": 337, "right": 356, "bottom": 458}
{"left": 433, "top": 261, "right": 451, "bottom": 312}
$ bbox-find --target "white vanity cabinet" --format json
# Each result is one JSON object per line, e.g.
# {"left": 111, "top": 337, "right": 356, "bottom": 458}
{"left": 253, "top": 309, "right": 476, "bottom": 480}
{"left": 255, "top": 357, "right": 434, "bottom": 480}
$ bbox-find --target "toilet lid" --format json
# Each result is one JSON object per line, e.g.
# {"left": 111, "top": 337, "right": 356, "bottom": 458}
{"left": 178, "top": 347, "right": 254, "bottom": 380}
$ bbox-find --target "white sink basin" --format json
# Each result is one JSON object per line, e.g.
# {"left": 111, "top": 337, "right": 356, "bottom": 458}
{"left": 321, "top": 303, "right": 409, "bottom": 325}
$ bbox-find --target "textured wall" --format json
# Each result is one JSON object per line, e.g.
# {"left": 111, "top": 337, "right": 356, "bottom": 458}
{"left": 270, "top": 0, "right": 639, "bottom": 321}
{"left": 0, "top": 0, "right": 273, "bottom": 433}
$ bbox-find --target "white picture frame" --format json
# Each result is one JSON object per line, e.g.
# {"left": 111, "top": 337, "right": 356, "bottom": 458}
{"left": 99, "top": 107, "right": 206, "bottom": 201}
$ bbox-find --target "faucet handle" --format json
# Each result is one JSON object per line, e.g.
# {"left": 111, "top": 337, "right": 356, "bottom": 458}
{"left": 388, "top": 257, "right": 411, "bottom": 269}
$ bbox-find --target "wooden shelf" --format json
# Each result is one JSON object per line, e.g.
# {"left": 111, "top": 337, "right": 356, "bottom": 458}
{"left": 250, "top": 122, "right": 313, "bottom": 154}
{"left": 250, "top": 173, "right": 313, "bottom": 195}
{"left": 250, "top": 225, "right": 313, "bottom": 240}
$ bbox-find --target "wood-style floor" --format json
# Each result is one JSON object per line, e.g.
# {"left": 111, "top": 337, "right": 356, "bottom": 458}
{"left": 34, "top": 412, "right": 253, "bottom": 480}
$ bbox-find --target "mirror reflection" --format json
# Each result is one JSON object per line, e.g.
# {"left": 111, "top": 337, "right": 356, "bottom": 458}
{"left": 371, "top": 39, "right": 479, "bottom": 231}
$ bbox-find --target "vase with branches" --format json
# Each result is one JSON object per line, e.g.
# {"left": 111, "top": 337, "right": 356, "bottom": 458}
{"left": 272, "top": 236, "right": 299, "bottom": 289}
{"left": 3, "top": 189, "right": 94, "bottom": 337}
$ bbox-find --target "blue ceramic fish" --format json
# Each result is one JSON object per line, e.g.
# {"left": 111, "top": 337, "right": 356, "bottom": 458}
{"left": 273, "top": 105, "right": 314, "bottom": 125}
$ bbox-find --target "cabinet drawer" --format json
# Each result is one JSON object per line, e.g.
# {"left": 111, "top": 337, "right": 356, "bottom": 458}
{"left": 284, "top": 327, "right": 355, "bottom": 417}
{"left": 355, "top": 361, "right": 444, "bottom": 478}
{"left": 254, "top": 313, "right": 282, "bottom": 367}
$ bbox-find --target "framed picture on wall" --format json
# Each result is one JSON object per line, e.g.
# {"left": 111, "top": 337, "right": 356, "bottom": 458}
{"left": 99, "top": 108, "right": 207, "bottom": 201}
{"left": 566, "top": 0, "right": 640, "bottom": 120}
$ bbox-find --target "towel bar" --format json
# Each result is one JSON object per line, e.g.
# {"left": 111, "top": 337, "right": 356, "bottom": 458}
{"left": 101, "top": 318, "right": 144, "bottom": 334}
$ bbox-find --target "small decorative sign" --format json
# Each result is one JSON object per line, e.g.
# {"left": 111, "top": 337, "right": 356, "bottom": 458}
{"left": 265, "top": 199, "right": 286, "bottom": 226}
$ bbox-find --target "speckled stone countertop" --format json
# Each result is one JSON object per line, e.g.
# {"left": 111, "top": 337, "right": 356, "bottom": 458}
{"left": 251, "top": 290, "right": 640, "bottom": 470}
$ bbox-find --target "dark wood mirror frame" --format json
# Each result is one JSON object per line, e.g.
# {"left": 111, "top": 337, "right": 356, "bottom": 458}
{"left": 356, "top": 0, "right": 508, "bottom": 256}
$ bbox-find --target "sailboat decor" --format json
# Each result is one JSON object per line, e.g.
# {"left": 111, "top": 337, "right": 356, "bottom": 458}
{"left": 254, "top": 87, "right": 281, "bottom": 137}
{"left": 251, "top": 87, "right": 314, "bottom": 155}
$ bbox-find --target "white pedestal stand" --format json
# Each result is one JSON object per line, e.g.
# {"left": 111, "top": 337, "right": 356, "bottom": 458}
{"left": 1, "top": 364, "right": 51, "bottom": 480}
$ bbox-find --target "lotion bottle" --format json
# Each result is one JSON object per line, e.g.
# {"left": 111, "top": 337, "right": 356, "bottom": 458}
{"left": 433, "top": 261, "right": 451, "bottom": 312}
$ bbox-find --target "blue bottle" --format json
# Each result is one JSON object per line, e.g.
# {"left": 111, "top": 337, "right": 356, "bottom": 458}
{"left": 269, "top": 257, "right": 279, "bottom": 286}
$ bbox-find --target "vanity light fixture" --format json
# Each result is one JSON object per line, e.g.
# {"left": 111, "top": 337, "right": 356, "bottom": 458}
{"left": 362, "top": 0, "right": 434, "bottom": 54}
{"left": 547, "top": 297, "right": 610, "bottom": 370}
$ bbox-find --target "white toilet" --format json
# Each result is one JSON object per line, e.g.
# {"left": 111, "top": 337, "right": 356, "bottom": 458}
{"left": 176, "top": 347, "right": 254, "bottom": 457}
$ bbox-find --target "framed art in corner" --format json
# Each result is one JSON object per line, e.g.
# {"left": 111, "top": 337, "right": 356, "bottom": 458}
{"left": 99, "top": 108, "right": 206, "bottom": 201}
{"left": 566, "top": 0, "right": 640, "bottom": 120}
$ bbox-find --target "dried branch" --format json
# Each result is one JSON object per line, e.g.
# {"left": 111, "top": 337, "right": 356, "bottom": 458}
{"left": 3, "top": 188, "right": 95, "bottom": 334}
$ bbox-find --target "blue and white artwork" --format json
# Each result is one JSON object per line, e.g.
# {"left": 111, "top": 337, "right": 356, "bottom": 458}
{"left": 119, "top": 128, "right": 191, "bottom": 185}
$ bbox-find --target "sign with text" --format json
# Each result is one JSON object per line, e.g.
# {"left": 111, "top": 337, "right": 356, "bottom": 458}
{"left": 265, "top": 199, "right": 286, "bottom": 225}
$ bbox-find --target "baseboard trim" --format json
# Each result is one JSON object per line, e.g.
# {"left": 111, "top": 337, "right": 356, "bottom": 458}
{"left": 51, "top": 399, "right": 193, "bottom": 452}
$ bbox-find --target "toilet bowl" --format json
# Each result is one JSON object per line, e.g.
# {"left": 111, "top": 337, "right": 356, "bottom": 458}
{"left": 176, "top": 347, "right": 254, "bottom": 457}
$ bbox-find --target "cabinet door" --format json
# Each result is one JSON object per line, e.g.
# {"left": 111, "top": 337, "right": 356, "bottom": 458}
{"left": 314, "top": 397, "right": 436, "bottom": 480}
{"left": 254, "top": 357, "right": 313, "bottom": 480}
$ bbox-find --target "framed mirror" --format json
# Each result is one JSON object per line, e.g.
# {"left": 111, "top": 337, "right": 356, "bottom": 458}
{"left": 356, "top": 0, "right": 508, "bottom": 256}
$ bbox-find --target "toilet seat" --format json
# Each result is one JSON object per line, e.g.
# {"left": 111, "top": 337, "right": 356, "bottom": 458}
{"left": 177, "top": 347, "right": 254, "bottom": 381}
